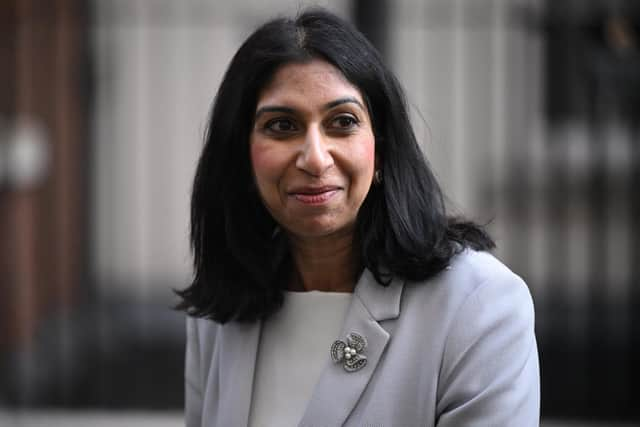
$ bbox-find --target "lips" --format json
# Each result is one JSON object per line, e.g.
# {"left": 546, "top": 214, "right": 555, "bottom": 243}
{"left": 288, "top": 186, "right": 341, "bottom": 205}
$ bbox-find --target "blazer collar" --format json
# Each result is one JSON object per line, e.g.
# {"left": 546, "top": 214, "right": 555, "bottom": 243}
{"left": 300, "top": 269, "right": 404, "bottom": 426}
{"left": 213, "top": 269, "right": 404, "bottom": 427}
{"left": 353, "top": 269, "right": 403, "bottom": 321}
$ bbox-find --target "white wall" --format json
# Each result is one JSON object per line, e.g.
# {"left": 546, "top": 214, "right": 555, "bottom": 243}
{"left": 389, "top": 0, "right": 543, "bottom": 217}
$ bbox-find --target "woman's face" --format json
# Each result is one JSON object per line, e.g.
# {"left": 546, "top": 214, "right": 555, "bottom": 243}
{"left": 250, "top": 59, "right": 376, "bottom": 242}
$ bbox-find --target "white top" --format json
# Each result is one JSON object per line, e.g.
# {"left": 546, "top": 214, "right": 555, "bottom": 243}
{"left": 248, "top": 290, "right": 353, "bottom": 427}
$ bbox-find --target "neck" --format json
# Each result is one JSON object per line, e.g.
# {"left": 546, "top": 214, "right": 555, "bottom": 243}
{"left": 287, "top": 231, "right": 359, "bottom": 293}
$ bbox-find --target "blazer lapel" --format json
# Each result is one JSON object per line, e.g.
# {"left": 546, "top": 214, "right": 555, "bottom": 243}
{"left": 215, "top": 320, "right": 262, "bottom": 427}
{"left": 299, "top": 270, "right": 404, "bottom": 427}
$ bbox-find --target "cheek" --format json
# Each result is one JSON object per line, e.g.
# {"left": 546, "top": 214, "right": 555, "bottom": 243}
{"left": 250, "top": 144, "right": 278, "bottom": 184}
{"left": 366, "top": 138, "right": 376, "bottom": 168}
{"left": 353, "top": 135, "right": 376, "bottom": 176}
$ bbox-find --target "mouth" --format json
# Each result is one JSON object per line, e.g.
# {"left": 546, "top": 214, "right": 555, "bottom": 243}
{"left": 288, "top": 186, "right": 341, "bottom": 205}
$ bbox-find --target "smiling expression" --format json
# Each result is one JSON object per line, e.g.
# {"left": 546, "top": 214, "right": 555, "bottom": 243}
{"left": 250, "top": 59, "right": 376, "bottom": 242}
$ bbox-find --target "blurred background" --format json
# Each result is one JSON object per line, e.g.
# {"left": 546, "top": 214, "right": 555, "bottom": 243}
{"left": 1, "top": 0, "right": 638, "bottom": 425}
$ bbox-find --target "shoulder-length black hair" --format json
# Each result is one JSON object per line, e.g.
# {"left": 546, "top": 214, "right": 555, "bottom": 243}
{"left": 176, "top": 8, "right": 494, "bottom": 323}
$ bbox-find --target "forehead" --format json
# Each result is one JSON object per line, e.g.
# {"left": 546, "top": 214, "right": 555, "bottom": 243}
{"left": 256, "top": 59, "right": 364, "bottom": 106}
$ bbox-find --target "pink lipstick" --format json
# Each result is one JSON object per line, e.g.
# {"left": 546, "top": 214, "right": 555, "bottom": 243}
{"left": 289, "top": 186, "right": 340, "bottom": 205}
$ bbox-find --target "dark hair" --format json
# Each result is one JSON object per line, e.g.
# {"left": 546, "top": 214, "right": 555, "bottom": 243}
{"left": 176, "top": 8, "right": 494, "bottom": 323}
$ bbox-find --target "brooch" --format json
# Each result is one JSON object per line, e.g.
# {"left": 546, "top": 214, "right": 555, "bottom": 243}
{"left": 330, "top": 332, "right": 368, "bottom": 372}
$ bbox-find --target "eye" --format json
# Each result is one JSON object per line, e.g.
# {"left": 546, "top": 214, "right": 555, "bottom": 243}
{"left": 264, "top": 118, "right": 298, "bottom": 133}
{"left": 329, "top": 114, "right": 359, "bottom": 131}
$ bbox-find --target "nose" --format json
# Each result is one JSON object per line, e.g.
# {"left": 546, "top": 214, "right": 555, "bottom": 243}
{"left": 296, "top": 126, "right": 334, "bottom": 176}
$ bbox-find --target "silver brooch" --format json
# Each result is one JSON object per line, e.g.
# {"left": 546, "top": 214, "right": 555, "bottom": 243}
{"left": 331, "top": 332, "right": 368, "bottom": 372}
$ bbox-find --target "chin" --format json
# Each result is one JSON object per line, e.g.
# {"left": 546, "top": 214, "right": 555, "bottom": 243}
{"left": 286, "top": 219, "right": 355, "bottom": 241}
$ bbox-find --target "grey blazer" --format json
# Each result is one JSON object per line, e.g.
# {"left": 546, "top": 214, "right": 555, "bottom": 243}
{"left": 184, "top": 250, "right": 540, "bottom": 426}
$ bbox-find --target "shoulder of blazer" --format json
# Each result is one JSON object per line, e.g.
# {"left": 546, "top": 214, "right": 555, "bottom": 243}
{"left": 398, "top": 248, "right": 534, "bottom": 353}
{"left": 403, "top": 248, "right": 529, "bottom": 305}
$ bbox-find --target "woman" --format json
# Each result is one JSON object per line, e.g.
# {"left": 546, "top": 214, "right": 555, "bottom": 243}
{"left": 177, "top": 8, "right": 539, "bottom": 427}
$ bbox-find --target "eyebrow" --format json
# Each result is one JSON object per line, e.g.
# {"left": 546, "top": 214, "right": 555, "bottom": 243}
{"left": 254, "top": 97, "right": 366, "bottom": 120}
{"left": 324, "top": 97, "right": 366, "bottom": 111}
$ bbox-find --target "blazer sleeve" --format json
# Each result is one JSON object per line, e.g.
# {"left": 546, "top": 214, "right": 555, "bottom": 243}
{"left": 435, "top": 270, "right": 540, "bottom": 426}
{"left": 185, "top": 316, "right": 203, "bottom": 427}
